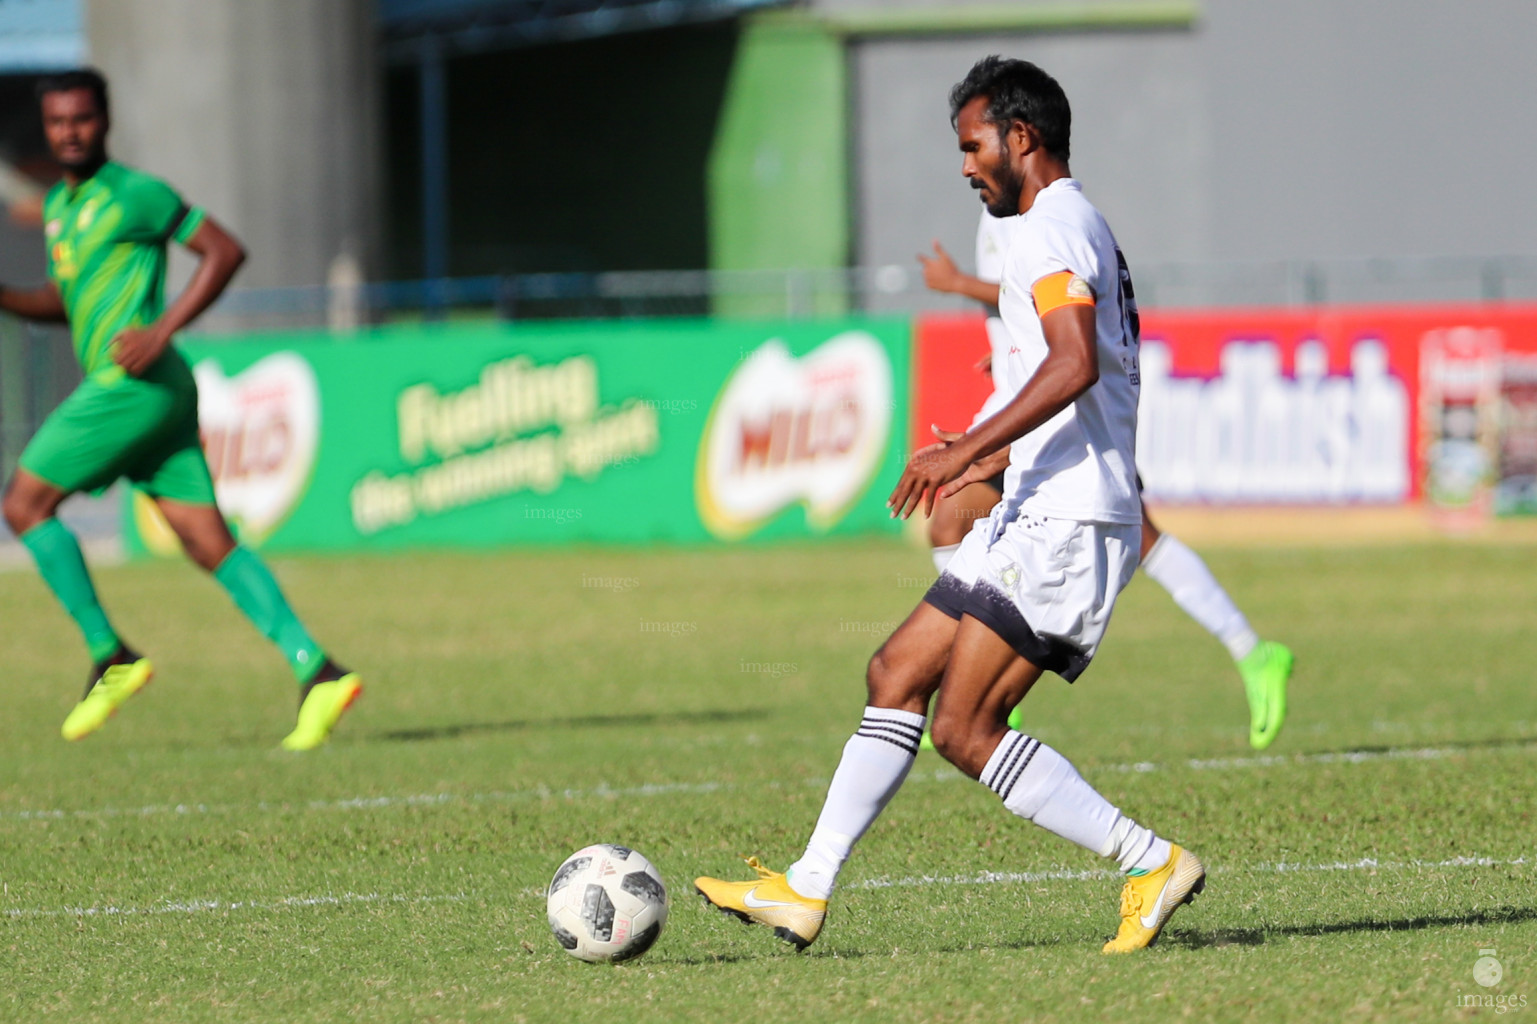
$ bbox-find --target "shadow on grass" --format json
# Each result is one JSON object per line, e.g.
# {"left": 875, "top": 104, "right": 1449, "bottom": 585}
{"left": 1172, "top": 904, "right": 1537, "bottom": 949}
{"left": 376, "top": 708, "right": 770, "bottom": 743}
{"left": 671, "top": 906, "right": 1537, "bottom": 964}
{"left": 1310, "top": 735, "right": 1537, "bottom": 758}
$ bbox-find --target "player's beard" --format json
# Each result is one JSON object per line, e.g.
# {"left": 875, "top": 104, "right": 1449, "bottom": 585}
{"left": 977, "top": 157, "right": 1024, "bottom": 218}
{"left": 55, "top": 140, "right": 106, "bottom": 177}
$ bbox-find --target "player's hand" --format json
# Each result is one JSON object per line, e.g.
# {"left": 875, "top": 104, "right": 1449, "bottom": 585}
{"left": 918, "top": 241, "right": 963, "bottom": 294}
{"left": 888, "top": 433, "right": 971, "bottom": 520}
{"left": 937, "top": 447, "right": 1011, "bottom": 502}
{"left": 111, "top": 326, "right": 170, "bottom": 377}
{"left": 974, "top": 352, "right": 993, "bottom": 378}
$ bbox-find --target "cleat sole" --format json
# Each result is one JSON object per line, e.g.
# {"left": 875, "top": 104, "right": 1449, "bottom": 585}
{"left": 1145, "top": 870, "right": 1206, "bottom": 949}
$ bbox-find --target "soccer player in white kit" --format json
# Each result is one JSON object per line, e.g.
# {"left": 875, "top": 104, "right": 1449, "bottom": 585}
{"left": 920, "top": 212, "right": 1294, "bottom": 751}
{"left": 697, "top": 56, "right": 1205, "bottom": 955}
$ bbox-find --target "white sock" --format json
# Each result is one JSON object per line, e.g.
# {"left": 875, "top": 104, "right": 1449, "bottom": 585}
{"left": 982, "top": 731, "right": 1171, "bottom": 874}
{"left": 931, "top": 543, "right": 960, "bottom": 574}
{"left": 1141, "top": 533, "right": 1259, "bottom": 662}
{"left": 785, "top": 706, "right": 924, "bottom": 900}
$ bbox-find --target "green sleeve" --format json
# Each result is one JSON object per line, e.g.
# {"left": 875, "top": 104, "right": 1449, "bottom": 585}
{"left": 117, "top": 171, "right": 192, "bottom": 243}
{"left": 173, "top": 206, "right": 207, "bottom": 245}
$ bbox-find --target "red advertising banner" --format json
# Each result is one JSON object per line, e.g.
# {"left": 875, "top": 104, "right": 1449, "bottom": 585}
{"left": 912, "top": 304, "right": 1537, "bottom": 510}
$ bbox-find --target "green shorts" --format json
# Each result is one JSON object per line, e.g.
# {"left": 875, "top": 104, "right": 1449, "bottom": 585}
{"left": 19, "top": 352, "right": 217, "bottom": 505}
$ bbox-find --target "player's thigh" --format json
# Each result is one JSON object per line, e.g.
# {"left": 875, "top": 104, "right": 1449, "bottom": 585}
{"left": 129, "top": 398, "right": 231, "bottom": 569}
{"left": 929, "top": 481, "right": 1000, "bottom": 547}
{"left": 930, "top": 616, "right": 1045, "bottom": 776}
{"left": 20, "top": 377, "right": 181, "bottom": 495}
{"left": 865, "top": 601, "right": 960, "bottom": 713}
{"left": 138, "top": 431, "right": 231, "bottom": 571}
{"left": 130, "top": 415, "right": 218, "bottom": 510}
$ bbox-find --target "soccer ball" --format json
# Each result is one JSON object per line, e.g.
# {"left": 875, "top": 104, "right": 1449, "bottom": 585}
{"left": 546, "top": 844, "right": 668, "bottom": 963}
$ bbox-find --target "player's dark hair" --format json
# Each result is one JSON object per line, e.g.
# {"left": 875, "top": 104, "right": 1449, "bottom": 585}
{"left": 36, "top": 67, "right": 110, "bottom": 118}
{"left": 949, "top": 56, "right": 1070, "bottom": 161}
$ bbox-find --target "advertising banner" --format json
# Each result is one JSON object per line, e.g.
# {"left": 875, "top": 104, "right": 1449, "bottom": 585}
{"left": 127, "top": 319, "right": 910, "bottom": 554}
{"left": 912, "top": 304, "right": 1537, "bottom": 510}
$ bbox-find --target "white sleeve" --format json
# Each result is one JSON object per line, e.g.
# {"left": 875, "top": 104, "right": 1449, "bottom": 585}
{"left": 1016, "top": 216, "right": 1103, "bottom": 297}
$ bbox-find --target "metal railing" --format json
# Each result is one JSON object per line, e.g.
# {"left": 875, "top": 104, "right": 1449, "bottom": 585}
{"left": 196, "top": 253, "right": 1537, "bottom": 333}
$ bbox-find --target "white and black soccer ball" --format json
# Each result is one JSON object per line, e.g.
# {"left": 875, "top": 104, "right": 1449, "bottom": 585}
{"left": 546, "top": 844, "right": 668, "bottom": 963}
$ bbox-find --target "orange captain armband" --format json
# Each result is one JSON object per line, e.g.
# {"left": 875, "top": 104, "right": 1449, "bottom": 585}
{"left": 1031, "top": 271, "right": 1096, "bottom": 316}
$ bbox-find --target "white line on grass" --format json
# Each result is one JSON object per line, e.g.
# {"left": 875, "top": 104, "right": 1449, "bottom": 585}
{"left": 3, "top": 739, "right": 1532, "bottom": 826}
{"left": 3, "top": 891, "right": 468, "bottom": 920}
{"left": 5, "top": 855, "right": 1525, "bottom": 920}
{"left": 848, "top": 854, "right": 1531, "bottom": 891}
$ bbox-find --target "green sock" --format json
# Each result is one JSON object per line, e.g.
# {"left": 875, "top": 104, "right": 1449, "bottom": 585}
{"left": 20, "top": 518, "right": 121, "bottom": 663}
{"left": 213, "top": 545, "right": 325, "bottom": 684}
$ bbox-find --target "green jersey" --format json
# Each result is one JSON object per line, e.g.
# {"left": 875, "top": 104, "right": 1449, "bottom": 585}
{"left": 43, "top": 160, "right": 206, "bottom": 380}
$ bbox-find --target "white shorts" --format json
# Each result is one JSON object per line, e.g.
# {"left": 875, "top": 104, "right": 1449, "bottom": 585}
{"left": 924, "top": 508, "right": 1139, "bottom": 681}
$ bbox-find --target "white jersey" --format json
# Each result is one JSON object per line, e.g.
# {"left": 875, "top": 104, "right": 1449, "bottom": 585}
{"left": 971, "top": 209, "right": 1021, "bottom": 428}
{"left": 975, "top": 207, "right": 1015, "bottom": 285}
{"left": 992, "top": 178, "right": 1141, "bottom": 525}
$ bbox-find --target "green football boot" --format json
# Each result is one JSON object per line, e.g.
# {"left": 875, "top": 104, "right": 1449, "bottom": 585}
{"left": 1239, "top": 641, "right": 1293, "bottom": 750}
{"left": 281, "top": 668, "right": 363, "bottom": 751}
{"left": 62, "top": 647, "right": 154, "bottom": 741}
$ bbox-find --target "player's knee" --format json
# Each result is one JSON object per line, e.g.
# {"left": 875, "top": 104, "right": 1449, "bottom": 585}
{"left": 2, "top": 485, "right": 47, "bottom": 535}
{"left": 922, "top": 701, "right": 995, "bottom": 774}
{"left": 864, "top": 648, "right": 893, "bottom": 703}
{"left": 929, "top": 503, "right": 971, "bottom": 547}
{"left": 928, "top": 712, "right": 987, "bottom": 775}
{"left": 928, "top": 713, "right": 960, "bottom": 761}
{"left": 0, "top": 492, "right": 23, "bottom": 534}
{"left": 927, "top": 514, "right": 955, "bottom": 548}
{"left": 865, "top": 646, "right": 921, "bottom": 707}
{"left": 181, "top": 533, "right": 232, "bottom": 572}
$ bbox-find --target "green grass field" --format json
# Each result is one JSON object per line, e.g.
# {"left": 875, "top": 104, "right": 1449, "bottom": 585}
{"left": 2, "top": 536, "right": 1533, "bottom": 1022}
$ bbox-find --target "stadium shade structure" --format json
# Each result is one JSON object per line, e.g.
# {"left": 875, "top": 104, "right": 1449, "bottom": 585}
{"left": 379, "top": 0, "right": 789, "bottom": 307}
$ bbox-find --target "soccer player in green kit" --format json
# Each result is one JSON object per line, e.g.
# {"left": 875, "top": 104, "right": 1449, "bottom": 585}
{"left": 0, "top": 69, "right": 360, "bottom": 750}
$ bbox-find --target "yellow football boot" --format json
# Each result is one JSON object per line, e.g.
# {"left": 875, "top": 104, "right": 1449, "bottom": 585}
{"left": 281, "top": 673, "right": 362, "bottom": 751}
{"left": 1102, "top": 844, "right": 1206, "bottom": 953}
{"left": 62, "top": 653, "right": 154, "bottom": 741}
{"left": 695, "top": 856, "right": 827, "bottom": 950}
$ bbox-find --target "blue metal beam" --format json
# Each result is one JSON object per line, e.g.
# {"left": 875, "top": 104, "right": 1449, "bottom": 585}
{"left": 418, "top": 36, "right": 450, "bottom": 316}
{"left": 381, "top": 0, "right": 785, "bottom": 61}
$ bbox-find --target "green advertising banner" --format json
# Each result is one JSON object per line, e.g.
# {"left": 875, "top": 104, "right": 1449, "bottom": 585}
{"left": 126, "top": 319, "right": 911, "bottom": 555}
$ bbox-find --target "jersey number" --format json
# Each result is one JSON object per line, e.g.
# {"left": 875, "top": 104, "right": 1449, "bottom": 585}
{"left": 1114, "top": 246, "right": 1139, "bottom": 344}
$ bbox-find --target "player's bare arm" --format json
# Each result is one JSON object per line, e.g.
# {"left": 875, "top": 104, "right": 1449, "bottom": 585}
{"left": 918, "top": 240, "right": 1003, "bottom": 307}
{"left": 888, "top": 301, "right": 1098, "bottom": 520}
{"left": 112, "top": 216, "right": 245, "bottom": 376}
{"left": 0, "top": 281, "right": 68, "bottom": 323}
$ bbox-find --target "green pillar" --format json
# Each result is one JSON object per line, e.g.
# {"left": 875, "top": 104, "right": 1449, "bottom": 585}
{"left": 707, "top": 17, "right": 847, "bottom": 318}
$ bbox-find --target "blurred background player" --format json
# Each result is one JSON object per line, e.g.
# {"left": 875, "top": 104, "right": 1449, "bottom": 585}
{"left": 0, "top": 69, "right": 361, "bottom": 750}
{"left": 919, "top": 222, "right": 1294, "bottom": 751}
